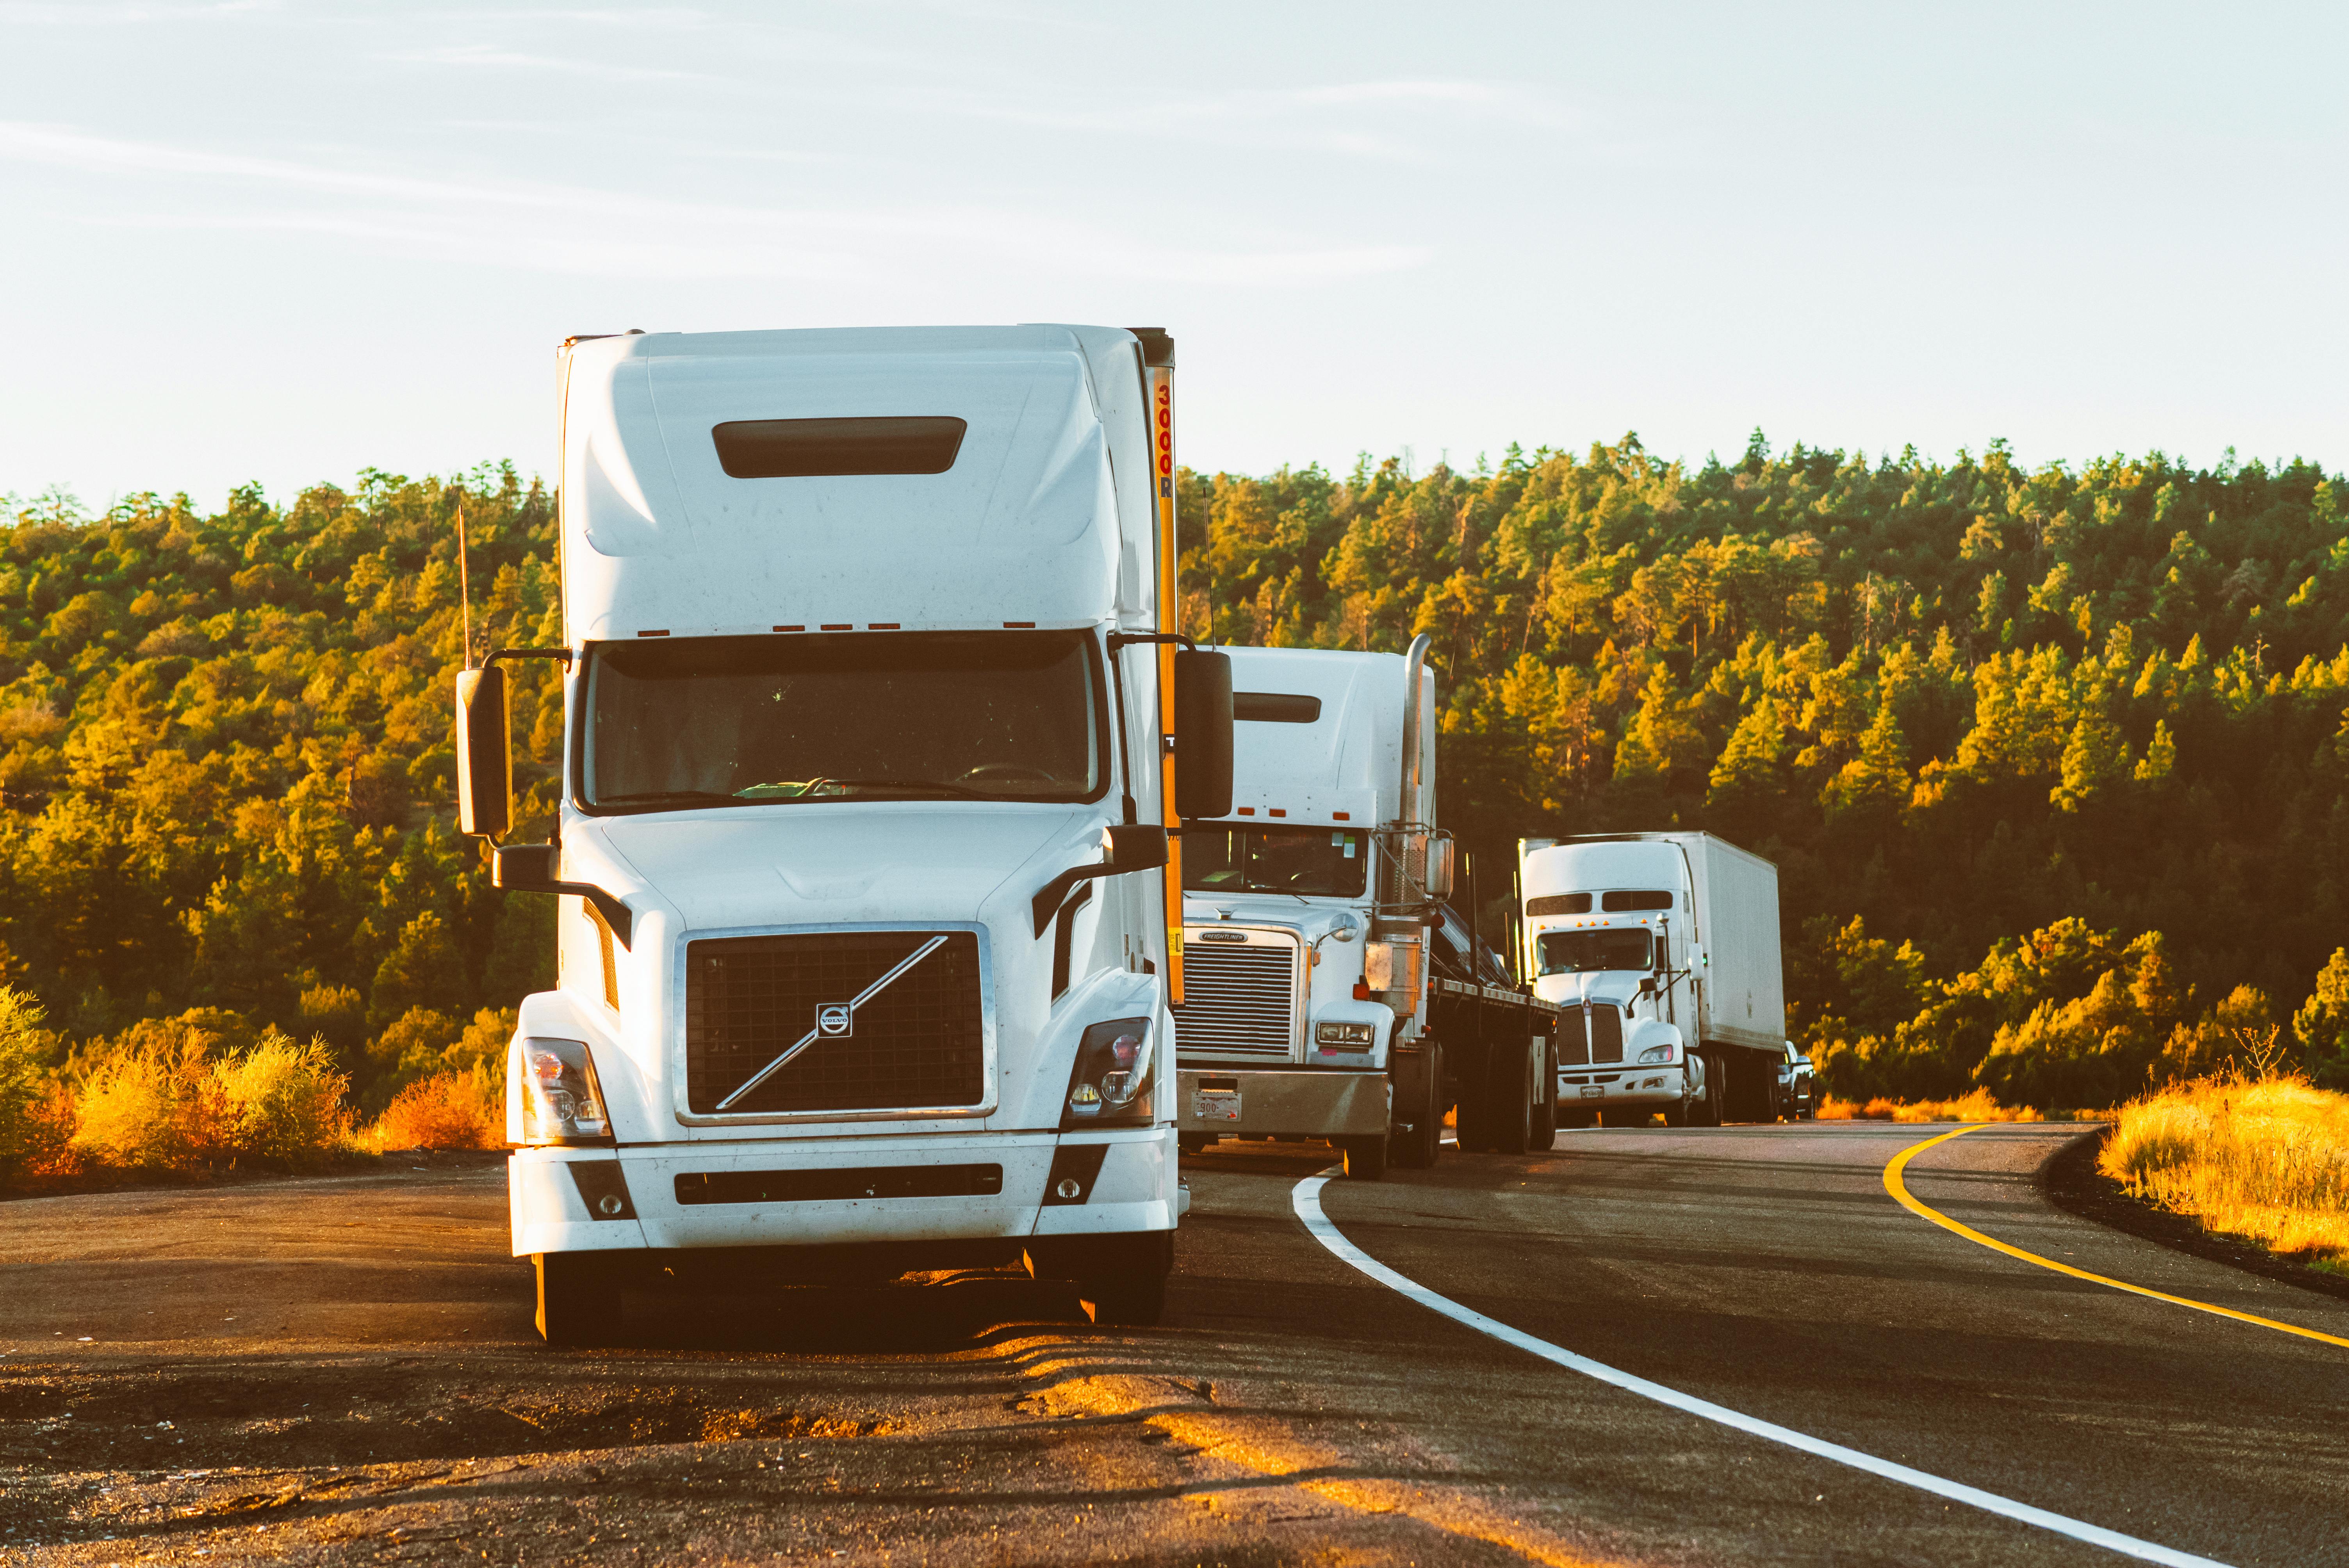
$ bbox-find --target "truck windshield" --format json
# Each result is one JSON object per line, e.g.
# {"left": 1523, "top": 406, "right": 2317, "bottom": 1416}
{"left": 1183, "top": 828, "right": 1367, "bottom": 897}
{"left": 582, "top": 631, "right": 1103, "bottom": 811}
{"left": 1536, "top": 927, "right": 1654, "bottom": 975}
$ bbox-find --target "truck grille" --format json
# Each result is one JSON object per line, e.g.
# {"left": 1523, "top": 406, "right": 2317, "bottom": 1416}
{"left": 684, "top": 930, "right": 985, "bottom": 1115}
{"left": 1173, "top": 936, "right": 1298, "bottom": 1057}
{"left": 1554, "top": 1004, "right": 1624, "bottom": 1066}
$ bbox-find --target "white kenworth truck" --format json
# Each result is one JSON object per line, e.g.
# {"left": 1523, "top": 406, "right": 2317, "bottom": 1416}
{"left": 1517, "top": 832, "right": 1786, "bottom": 1126}
{"left": 1173, "top": 640, "right": 1563, "bottom": 1178}
{"left": 452, "top": 324, "right": 1235, "bottom": 1344}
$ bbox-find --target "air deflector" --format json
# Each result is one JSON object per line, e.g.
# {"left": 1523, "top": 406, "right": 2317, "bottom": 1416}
{"left": 712, "top": 416, "right": 968, "bottom": 478}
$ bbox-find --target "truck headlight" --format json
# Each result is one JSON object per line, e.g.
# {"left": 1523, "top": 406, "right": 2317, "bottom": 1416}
{"left": 1062, "top": 1017, "right": 1153, "bottom": 1128}
{"left": 1638, "top": 1044, "right": 1676, "bottom": 1064}
{"left": 1314, "top": 1021, "right": 1377, "bottom": 1049}
{"left": 519, "top": 1037, "right": 613, "bottom": 1146}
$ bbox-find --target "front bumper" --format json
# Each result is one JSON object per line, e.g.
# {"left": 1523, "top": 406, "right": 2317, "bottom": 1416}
{"left": 1175, "top": 1066, "right": 1390, "bottom": 1137}
{"left": 1554, "top": 1066, "right": 1686, "bottom": 1109}
{"left": 510, "top": 1126, "right": 1177, "bottom": 1258}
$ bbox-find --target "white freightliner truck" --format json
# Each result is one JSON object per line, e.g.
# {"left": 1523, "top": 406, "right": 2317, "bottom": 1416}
{"left": 1172, "top": 640, "right": 1564, "bottom": 1176}
{"left": 452, "top": 324, "right": 1235, "bottom": 1343}
{"left": 1517, "top": 832, "right": 1786, "bottom": 1126}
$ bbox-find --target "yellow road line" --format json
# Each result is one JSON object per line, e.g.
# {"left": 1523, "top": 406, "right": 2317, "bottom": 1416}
{"left": 1884, "top": 1125, "right": 2349, "bottom": 1351}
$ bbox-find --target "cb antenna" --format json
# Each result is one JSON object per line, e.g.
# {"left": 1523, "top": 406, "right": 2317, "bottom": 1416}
{"left": 455, "top": 491, "right": 475, "bottom": 670}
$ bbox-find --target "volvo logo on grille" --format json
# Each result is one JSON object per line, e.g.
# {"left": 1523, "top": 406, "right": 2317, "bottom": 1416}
{"left": 816, "top": 1003, "right": 853, "bottom": 1038}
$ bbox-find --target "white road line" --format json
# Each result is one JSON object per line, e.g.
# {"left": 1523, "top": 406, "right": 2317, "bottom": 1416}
{"left": 1290, "top": 1174, "right": 2231, "bottom": 1568}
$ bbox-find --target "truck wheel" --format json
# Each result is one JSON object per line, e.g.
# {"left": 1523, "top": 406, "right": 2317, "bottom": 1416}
{"left": 1391, "top": 1043, "right": 1444, "bottom": 1169}
{"left": 1339, "top": 1135, "right": 1388, "bottom": 1180}
{"left": 1528, "top": 1046, "right": 1558, "bottom": 1149}
{"left": 1662, "top": 1093, "right": 1689, "bottom": 1128}
{"left": 1076, "top": 1232, "right": 1173, "bottom": 1327}
{"left": 1689, "top": 1052, "right": 1723, "bottom": 1128}
{"left": 534, "top": 1252, "right": 625, "bottom": 1347}
{"left": 1488, "top": 1041, "right": 1534, "bottom": 1155}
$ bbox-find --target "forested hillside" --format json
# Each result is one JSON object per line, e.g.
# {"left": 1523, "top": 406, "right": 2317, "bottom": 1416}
{"left": 0, "top": 467, "right": 563, "bottom": 1121}
{"left": 2, "top": 432, "right": 2347, "bottom": 1117}
{"left": 1174, "top": 435, "right": 2349, "bottom": 1104}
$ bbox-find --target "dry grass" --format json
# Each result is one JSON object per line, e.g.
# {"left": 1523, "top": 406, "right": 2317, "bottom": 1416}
{"left": 1816, "top": 1088, "right": 2048, "bottom": 1123}
{"left": 365, "top": 1065, "right": 504, "bottom": 1152}
{"left": 2099, "top": 1075, "right": 2349, "bottom": 1268}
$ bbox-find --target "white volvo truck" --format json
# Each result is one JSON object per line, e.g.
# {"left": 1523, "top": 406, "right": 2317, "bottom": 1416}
{"left": 1518, "top": 832, "right": 1786, "bottom": 1126}
{"left": 453, "top": 324, "right": 1234, "bottom": 1343}
{"left": 1173, "top": 640, "right": 1561, "bottom": 1177}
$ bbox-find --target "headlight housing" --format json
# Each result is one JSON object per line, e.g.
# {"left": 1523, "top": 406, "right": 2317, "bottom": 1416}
{"left": 1314, "top": 1021, "right": 1378, "bottom": 1049}
{"left": 1062, "top": 1017, "right": 1153, "bottom": 1128}
{"left": 519, "top": 1037, "right": 613, "bottom": 1146}
{"left": 1638, "top": 1043, "right": 1676, "bottom": 1064}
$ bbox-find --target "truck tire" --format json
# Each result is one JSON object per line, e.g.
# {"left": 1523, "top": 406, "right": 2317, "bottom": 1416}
{"left": 1689, "top": 1051, "right": 1724, "bottom": 1128}
{"left": 1391, "top": 1043, "right": 1444, "bottom": 1169}
{"left": 1528, "top": 1039, "right": 1557, "bottom": 1149}
{"left": 1338, "top": 1135, "right": 1388, "bottom": 1180}
{"left": 1076, "top": 1231, "right": 1173, "bottom": 1327}
{"left": 1662, "top": 1091, "right": 1690, "bottom": 1128}
{"left": 534, "top": 1252, "right": 624, "bottom": 1348}
{"left": 1486, "top": 1040, "right": 1534, "bottom": 1155}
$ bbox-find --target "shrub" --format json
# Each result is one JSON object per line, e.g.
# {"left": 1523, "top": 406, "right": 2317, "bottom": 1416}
{"left": 72, "top": 1017, "right": 356, "bottom": 1172}
{"left": 369, "top": 1065, "right": 503, "bottom": 1151}
{"left": 213, "top": 1031, "right": 352, "bottom": 1165}
{"left": 0, "top": 986, "right": 64, "bottom": 1185}
{"left": 362, "top": 1005, "right": 463, "bottom": 1113}
{"left": 73, "top": 1033, "right": 231, "bottom": 1171}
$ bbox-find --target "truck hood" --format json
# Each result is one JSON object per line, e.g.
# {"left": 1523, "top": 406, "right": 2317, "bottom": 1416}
{"left": 1181, "top": 894, "right": 1363, "bottom": 943}
{"left": 1533, "top": 971, "right": 1640, "bottom": 1009}
{"left": 580, "top": 805, "right": 1099, "bottom": 935}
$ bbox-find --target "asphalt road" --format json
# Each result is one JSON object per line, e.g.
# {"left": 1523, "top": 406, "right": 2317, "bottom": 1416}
{"left": 2, "top": 1123, "right": 2344, "bottom": 1567}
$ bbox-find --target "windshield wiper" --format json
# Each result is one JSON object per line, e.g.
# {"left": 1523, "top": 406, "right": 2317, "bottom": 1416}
{"left": 734, "top": 777, "right": 997, "bottom": 800}
{"left": 597, "top": 789, "right": 742, "bottom": 806}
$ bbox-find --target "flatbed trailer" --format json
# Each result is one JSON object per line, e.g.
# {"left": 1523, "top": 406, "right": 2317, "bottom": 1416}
{"left": 1409, "top": 963, "right": 1569, "bottom": 1156}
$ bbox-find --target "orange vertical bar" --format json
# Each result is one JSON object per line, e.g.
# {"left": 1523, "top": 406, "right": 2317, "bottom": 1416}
{"left": 1146, "top": 365, "right": 1182, "bottom": 1005}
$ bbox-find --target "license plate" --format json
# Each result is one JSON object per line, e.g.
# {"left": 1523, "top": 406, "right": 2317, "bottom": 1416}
{"left": 1579, "top": 1085, "right": 1604, "bottom": 1098}
{"left": 1193, "top": 1090, "right": 1242, "bottom": 1122}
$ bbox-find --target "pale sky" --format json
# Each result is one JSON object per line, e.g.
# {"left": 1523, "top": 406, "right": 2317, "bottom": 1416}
{"left": 5, "top": 2, "right": 2346, "bottom": 511}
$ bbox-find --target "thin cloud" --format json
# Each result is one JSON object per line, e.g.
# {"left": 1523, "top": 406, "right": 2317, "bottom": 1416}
{"left": 0, "top": 0, "right": 274, "bottom": 19}
{"left": 892, "top": 78, "right": 1569, "bottom": 164}
{"left": 2, "top": 121, "right": 1428, "bottom": 286}
{"left": 382, "top": 43, "right": 711, "bottom": 82}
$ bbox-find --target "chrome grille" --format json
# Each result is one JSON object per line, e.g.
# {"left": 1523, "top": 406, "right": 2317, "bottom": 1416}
{"left": 1554, "top": 1005, "right": 1624, "bottom": 1067}
{"left": 685, "top": 930, "right": 984, "bottom": 1115}
{"left": 1173, "top": 937, "right": 1298, "bottom": 1057}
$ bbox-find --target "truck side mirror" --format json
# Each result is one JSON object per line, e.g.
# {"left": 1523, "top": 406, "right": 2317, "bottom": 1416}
{"left": 455, "top": 666, "right": 512, "bottom": 839}
{"left": 1030, "top": 823, "right": 1172, "bottom": 937}
{"left": 1173, "top": 649, "right": 1233, "bottom": 820}
{"left": 1423, "top": 837, "right": 1455, "bottom": 901}
{"left": 1104, "top": 823, "right": 1169, "bottom": 871}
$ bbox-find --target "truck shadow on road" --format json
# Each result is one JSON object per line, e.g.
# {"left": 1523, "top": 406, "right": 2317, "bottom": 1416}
{"left": 598, "top": 1270, "right": 1109, "bottom": 1356}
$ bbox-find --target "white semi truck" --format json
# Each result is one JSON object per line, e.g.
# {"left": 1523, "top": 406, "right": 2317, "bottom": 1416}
{"left": 1173, "top": 640, "right": 1563, "bottom": 1176}
{"left": 453, "top": 324, "right": 1235, "bottom": 1343}
{"left": 1518, "top": 832, "right": 1786, "bottom": 1126}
